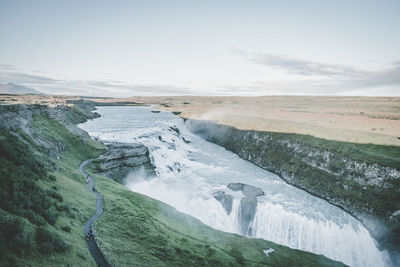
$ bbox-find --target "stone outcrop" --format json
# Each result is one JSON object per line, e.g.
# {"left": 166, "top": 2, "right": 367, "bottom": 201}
{"left": 0, "top": 104, "right": 154, "bottom": 184}
{"left": 93, "top": 143, "right": 155, "bottom": 183}
{"left": 227, "top": 183, "right": 264, "bottom": 235}
{"left": 213, "top": 191, "right": 233, "bottom": 214}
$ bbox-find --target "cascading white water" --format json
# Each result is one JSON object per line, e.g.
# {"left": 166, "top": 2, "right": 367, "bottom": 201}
{"left": 251, "top": 201, "right": 385, "bottom": 267}
{"left": 79, "top": 106, "right": 387, "bottom": 267}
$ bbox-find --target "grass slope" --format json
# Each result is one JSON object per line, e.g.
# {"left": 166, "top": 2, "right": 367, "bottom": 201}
{"left": 87, "top": 166, "right": 345, "bottom": 267}
{"left": 0, "top": 107, "right": 103, "bottom": 266}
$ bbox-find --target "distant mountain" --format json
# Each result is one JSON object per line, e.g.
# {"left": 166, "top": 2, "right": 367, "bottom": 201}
{"left": 0, "top": 83, "right": 43, "bottom": 94}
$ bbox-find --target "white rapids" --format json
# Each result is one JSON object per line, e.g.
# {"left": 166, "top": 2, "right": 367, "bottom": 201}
{"left": 79, "top": 106, "right": 387, "bottom": 267}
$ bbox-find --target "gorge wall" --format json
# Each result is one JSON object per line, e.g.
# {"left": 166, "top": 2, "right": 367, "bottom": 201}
{"left": 186, "top": 119, "right": 400, "bottom": 263}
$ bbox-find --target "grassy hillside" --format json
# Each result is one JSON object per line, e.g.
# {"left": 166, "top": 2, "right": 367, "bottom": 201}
{"left": 0, "top": 106, "right": 103, "bottom": 266}
{"left": 86, "top": 166, "right": 345, "bottom": 267}
{"left": 0, "top": 105, "right": 345, "bottom": 266}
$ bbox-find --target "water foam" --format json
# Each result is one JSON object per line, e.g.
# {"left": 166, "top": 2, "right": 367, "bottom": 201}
{"left": 79, "top": 106, "right": 387, "bottom": 266}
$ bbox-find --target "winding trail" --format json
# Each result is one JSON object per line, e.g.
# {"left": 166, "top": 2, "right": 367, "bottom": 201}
{"left": 79, "top": 159, "right": 111, "bottom": 267}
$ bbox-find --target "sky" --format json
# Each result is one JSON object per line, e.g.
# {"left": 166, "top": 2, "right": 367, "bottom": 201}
{"left": 1, "top": 0, "right": 400, "bottom": 96}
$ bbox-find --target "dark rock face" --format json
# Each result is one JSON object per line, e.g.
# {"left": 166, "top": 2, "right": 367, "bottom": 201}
{"left": 213, "top": 191, "right": 233, "bottom": 214}
{"left": 239, "top": 197, "right": 258, "bottom": 235}
{"left": 94, "top": 143, "right": 155, "bottom": 183}
{"left": 227, "top": 183, "right": 264, "bottom": 235}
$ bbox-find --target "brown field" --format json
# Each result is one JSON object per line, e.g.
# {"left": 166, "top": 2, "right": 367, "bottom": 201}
{"left": 113, "top": 96, "right": 400, "bottom": 147}
{"left": 1, "top": 94, "right": 399, "bottom": 146}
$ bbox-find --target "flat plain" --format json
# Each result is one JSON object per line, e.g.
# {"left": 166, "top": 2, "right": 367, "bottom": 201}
{"left": 111, "top": 96, "right": 400, "bottom": 146}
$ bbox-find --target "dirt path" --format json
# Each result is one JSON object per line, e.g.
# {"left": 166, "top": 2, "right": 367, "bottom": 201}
{"left": 79, "top": 159, "right": 111, "bottom": 267}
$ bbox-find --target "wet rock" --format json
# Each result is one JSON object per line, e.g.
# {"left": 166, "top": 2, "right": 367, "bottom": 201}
{"left": 169, "top": 126, "right": 192, "bottom": 144}
{"left": 182, "top": 136, "right": 191, "bottom": 144}
{"left": 227, "top": 183, "right": 264, "bottom": 198}
{"left": 213, "top": 191, "right": 233, "bottom": 214}
{"left": 227, "top": 183, "right": 243, "bottom": 191}
{"left": 169, "top": 126, "right": 180, "bottom": 135}
{"left": 227, "top": 183, "right": 264, "bottom": 235}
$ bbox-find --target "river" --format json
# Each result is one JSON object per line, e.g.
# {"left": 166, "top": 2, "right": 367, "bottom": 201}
{"left": 79, "top": 106, "right": 387, "bottom": 267}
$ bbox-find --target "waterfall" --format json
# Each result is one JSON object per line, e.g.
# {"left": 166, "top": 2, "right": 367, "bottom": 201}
{"left": 250, "top": 201, "right": 385, "bottom": 266}
{"left": 79, "top": 106, "right": 388, "bottom": 267}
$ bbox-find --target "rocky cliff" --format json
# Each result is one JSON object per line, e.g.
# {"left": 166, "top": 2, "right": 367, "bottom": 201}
{"left": 0, "top": 104, "right": 100, "bottom": 160}
{"left": 0, "top": 103, "right": 154, "bottom": 187}
{"left": 92, "top": 143, "right": 155, "bottom": 183}
{"left": 186, "top": 119, "right": 400, "bottom": 263}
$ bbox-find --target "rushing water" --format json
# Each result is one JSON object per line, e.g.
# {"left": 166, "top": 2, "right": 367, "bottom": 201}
{"left": 79, "top": 106, "right": 387, "bottom": 267}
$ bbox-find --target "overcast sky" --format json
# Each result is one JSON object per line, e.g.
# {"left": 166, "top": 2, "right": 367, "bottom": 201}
{"left": 1, "top": 0, "right": 399, "bottom": 96}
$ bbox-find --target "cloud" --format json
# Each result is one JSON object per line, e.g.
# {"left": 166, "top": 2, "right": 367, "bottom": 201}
{"left": 236, "top": 50, "right": 400, "bottom": 89}
{"left": 219, "top": 80, "right": 399, "bottom": 96}
{"left": 250, "top": 54, "right": 362, "bottom": 77}
{"left": 0, "top": 71, "right": 59, "bottom": 84}
{"left": 0, "top": 68, "right": 201, "bottom": 97}
{"left": 1, "top": 57, "right": 399, "bottom": 96}
{"left": 0, "top": 64, "right": 17, "bottom": 71}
